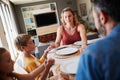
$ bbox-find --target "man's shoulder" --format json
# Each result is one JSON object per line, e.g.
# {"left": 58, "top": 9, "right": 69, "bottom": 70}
{"left": 84, "top": 36, "right": 120, "bottom": 59}
{"left": 83, "top": 38, "right": 109, "bottom": 57}
{"left": 86, "top": 38, "right": 106, "bottom": 51}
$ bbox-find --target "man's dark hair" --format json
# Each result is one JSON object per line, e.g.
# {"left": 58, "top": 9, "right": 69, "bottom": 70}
{"left": 91, "top": 0, "right": 120, "bottom": 22}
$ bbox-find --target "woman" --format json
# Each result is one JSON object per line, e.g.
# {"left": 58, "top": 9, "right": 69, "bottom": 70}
{"left": 47, "top": 7, "right": 87, "bottom": 51}
{"left": 0, "top": 47, "right": 54, "bottom": 80}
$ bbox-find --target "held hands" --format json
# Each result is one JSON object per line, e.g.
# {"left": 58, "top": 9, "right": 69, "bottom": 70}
{"left": 45, "top": 43, "right": 60, "bottom": 54}
{"left": 43, "top": 44, "right": 56, "bottom": 58}
{"left": 43, "top": 44, "right": 56, "bottom": 55}
{"left": 45, "top": 58, "right": 55, "bottom": 68}
{"left": 47, "top": 44, "right": 56, "bottom": 51}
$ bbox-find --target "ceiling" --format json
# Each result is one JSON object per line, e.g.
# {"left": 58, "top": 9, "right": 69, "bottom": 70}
{"left": 9, "top": 0, "right": 47, "bottom": 5}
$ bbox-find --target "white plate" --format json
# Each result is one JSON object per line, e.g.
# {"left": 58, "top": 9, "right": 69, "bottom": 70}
{"left": 49, "top": 45, "right": 70, "bottom": 53}
{"left": 88, "top": 38, "right": 102, "bottom": 44}
{"left": 74, "top": 38, "right": 103, "bottom": 46}
{"left": 56, "top": 47, "right": 78, "bottom": 56}
{"left": 74, "top": 41, "right": 82, "bottom": 46}
{"left": 60, "top": 61, "right": 79, "bottom": 74}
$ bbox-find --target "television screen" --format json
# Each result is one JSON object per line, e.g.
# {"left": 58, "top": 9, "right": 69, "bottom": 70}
{"left": 34, "top": 12, "right": 58, "bottom": 27}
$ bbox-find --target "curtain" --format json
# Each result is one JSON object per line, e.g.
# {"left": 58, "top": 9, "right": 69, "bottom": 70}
{"left": 0, "top": 1, "right": 18, "bottom": 60}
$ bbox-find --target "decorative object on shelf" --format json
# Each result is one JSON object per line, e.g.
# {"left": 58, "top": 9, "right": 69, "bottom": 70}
{"left": 50, "top": 3, "right": 56, "bottom": 11}
{"left": 80, "top": 3, "right": 87, "bottom": 17}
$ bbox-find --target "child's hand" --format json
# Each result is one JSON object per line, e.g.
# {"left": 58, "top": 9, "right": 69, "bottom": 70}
{"left": 44, "top": 47, "right": 51, "bottom": 54}
{"left": 46, "top": 58, "right": 55, "bottom": 67}
{"left": 40, "top": 59, "right": 55, "bottom": 80}
{"left": 59, "top": 72, "right": 69, "bottom": 80}
{"left": 47, "top": 44, "right": 56, "bottom": 51}
{"left": 43, "top": 49, "right": 49, "bottom": 58}
{"left": 43, "top": 45, "right": 55, "bottom": 58}
{"left": 43, "top": 44, "right": 55, "bottom": 57}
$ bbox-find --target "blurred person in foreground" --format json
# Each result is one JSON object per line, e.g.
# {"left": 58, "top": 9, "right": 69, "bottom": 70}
{"left": 75, "top": 0, "right": 120, "bottom": 80}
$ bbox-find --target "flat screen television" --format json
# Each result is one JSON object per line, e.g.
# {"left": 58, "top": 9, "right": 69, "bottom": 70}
{"left": 34, "top": 12, "right": 58, "bottom": 27}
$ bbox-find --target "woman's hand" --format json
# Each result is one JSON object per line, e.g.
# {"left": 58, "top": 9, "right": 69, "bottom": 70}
{"left": 43, "top": 44, "right": 55, "bottom": 58}
{"left": 45, "top": 44, "right": 56, "bottom": 53}
{"left": 80, "top": 44, "right": 87, "bottom": 53}
{"left": 48, "top": 44, "right": 56, "bottom": 50}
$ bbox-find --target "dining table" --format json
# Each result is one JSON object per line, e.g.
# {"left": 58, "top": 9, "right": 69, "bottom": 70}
{"left": 47, "top": 37, "right": 103, "bottom": 80}
{"left": 47, "top": 44, "right": 81, "bottom": 80}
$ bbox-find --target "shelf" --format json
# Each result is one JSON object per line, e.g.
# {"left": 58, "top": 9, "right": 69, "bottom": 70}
{"left": 38, "top": 32, "right": 56, "bottom": 43}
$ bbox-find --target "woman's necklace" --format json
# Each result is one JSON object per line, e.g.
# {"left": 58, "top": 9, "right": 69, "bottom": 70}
{"left": 65, "top": 25, "right": 76, "bottom": 35}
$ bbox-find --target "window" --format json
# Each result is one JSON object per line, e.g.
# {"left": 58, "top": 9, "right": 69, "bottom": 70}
{"left": 0, "top": 1, "right": 18, "bottom": 60}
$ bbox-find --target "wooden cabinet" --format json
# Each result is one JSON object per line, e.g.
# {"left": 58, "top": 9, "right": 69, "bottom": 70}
{"left": 38, "top": 32, "right": 56, "bottom": 43}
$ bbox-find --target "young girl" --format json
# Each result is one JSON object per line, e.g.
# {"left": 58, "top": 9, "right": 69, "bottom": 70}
{"left": 14, "top": 34, "right": 51, "bottom": 80}
{"left": 0, "top": 47, "right": 54, "bottom": 80}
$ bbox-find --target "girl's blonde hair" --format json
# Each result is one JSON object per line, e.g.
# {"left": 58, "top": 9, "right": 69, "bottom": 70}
{"left": 14, "top": 34, "right": 31, "bottom": 51}
{"left": 61, "top": 7, "right": 79, "bottom": 25}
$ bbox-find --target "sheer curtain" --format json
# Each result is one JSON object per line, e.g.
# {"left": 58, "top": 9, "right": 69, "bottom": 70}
{"left": 0, "top": 38, "right": 2, "bottom": 47}
{"left": 0, "top": 1, "right": 18, "bottom": 60}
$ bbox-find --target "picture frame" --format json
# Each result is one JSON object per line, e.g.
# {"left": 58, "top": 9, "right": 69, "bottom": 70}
{"left": 80, "top": 3, "right": 87, "bottom": 16}
{"left": 50, "top": 3, "right": 56, "bottom": 11}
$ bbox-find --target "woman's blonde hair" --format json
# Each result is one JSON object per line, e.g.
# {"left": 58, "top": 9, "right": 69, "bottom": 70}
{"left": 14, "top": 34, "right": 31, "bottom": 51}
{"left": 61, "top": 7, "right": 79, "bottom": 25}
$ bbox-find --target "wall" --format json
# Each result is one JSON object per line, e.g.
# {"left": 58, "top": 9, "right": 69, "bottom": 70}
{"left": 14, "top": 0, "right": 78, "bottom": 33}
{"left": 76, "top": 0, "right": 91, "bottom": 18}
{"left": 10, "top": 2, "right": 20, "bottom": 33}
{"left": 76, "top": 0, "right": 95, "bottom": 30}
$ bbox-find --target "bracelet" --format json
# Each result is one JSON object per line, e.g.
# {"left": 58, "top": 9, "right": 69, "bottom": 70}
{"left": 39, "top": 56, "right": 46, "bottom": 64}
{"left": 82, "top": 42, "right": 87, "bottom": 45}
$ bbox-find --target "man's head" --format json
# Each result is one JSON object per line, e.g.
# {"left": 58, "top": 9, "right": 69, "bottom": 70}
{"left": 91, "top": 0, "right": 120, "bottom": 36}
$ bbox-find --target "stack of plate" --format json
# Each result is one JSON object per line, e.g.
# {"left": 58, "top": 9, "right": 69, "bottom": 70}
{"left": 54, "top": 47, "right": 80, "bottom": 59}
{"left": 74, "top": 38, "right": 103, "bottom": 46}
{"left": 56, "top": 47, "right": 78, "bottom": 56}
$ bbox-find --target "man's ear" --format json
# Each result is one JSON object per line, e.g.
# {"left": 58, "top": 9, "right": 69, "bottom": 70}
{"left": 21, "top": 46, "right": 25, "bottom": 51}
{"left": 99, "top": 10, "right": 108, "bottom": 24}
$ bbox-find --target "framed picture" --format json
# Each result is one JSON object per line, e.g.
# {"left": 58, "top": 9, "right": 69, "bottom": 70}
{"left": 80, "top": 3, "right": 87, "bottom": 16}
{"left": 50, "top": 3, "right": 56, "bottom": 11}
